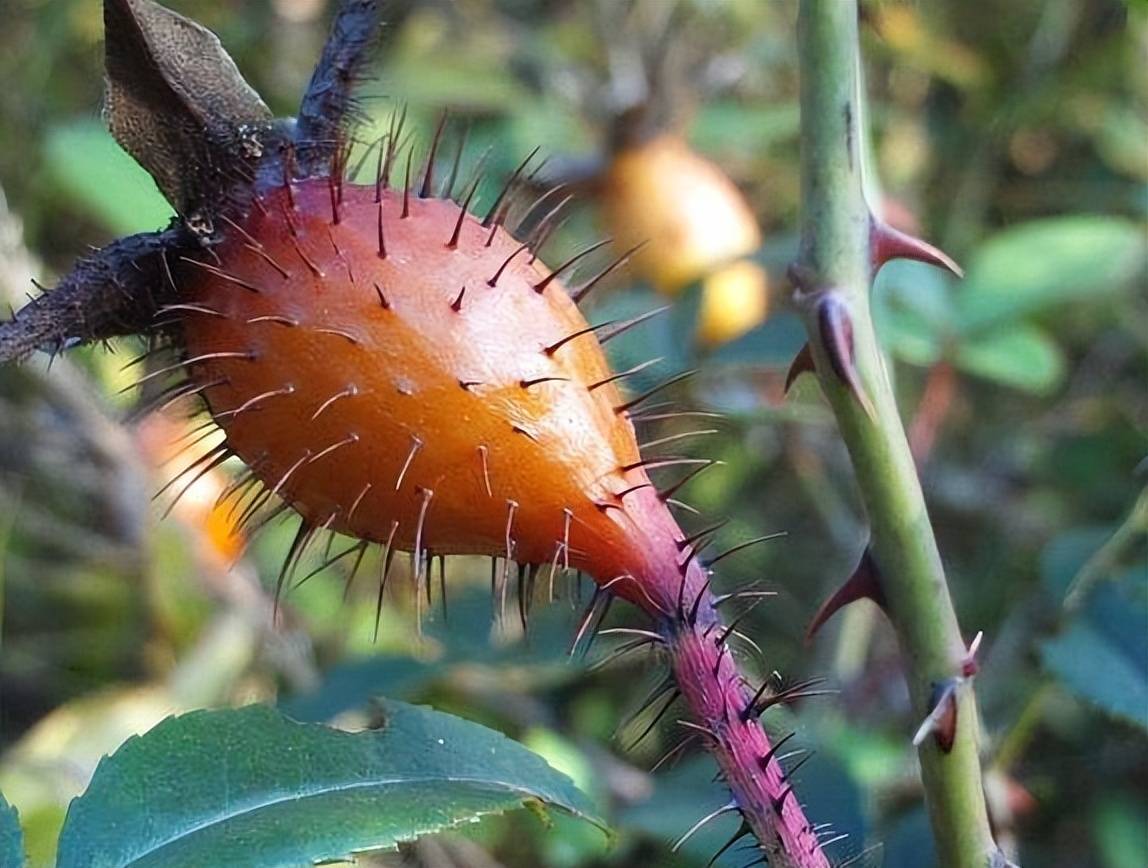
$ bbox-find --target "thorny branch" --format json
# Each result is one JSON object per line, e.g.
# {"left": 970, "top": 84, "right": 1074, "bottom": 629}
{"left": 791, "top": 2, "right": 1011, "bottom": 866}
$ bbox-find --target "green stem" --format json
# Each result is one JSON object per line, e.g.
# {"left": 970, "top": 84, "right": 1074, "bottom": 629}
{"left": 794, "top": 3, "right": 1005, "bottom": 866}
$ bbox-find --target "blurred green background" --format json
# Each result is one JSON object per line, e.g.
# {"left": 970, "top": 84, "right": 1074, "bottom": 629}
{"left": 0, "top": 1, "right": 1145, "bottom": 866}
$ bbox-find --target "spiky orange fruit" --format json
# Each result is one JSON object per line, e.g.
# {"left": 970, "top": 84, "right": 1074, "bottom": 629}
{"left": 172, "top": 163, "right": 829, "bottom": 868}
{"left": 179, "top": 180, "right": 684, "bottom": 611}
{"left": 600, "top": 134, "right": 769, "bottom": 346}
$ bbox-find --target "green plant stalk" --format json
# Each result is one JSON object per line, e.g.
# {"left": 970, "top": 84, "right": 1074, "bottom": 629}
{"left": 794, "top": 2, "right": 1003, "bottom": 866}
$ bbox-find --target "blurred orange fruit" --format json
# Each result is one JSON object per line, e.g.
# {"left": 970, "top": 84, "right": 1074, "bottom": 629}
{"left": 137, "top": 413, "right": 245, "bottom": 568}
{"left": 599, "top": 134, "right": 768, "bottom": 345}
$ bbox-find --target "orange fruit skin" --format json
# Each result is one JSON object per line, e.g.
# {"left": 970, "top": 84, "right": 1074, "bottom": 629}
{"left": 601, "top": 134, "right": 769, "bottom": 345}
{"left": 180, "top": 181, "right": 689, "bottom": 609}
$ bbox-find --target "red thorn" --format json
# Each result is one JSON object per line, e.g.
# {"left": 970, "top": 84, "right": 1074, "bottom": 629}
{"left": 571, "top": 241, "right": 647, "bottom": 305}
{"left": 483, "top": 146, "right": 540, "bottom": 228}
{"left": 401, "top": 150, "right": 413, "bottom": 218}
{"left": 447, "top": 179, "right": 480, "bottom": 248}
{"left": 816, "top": 294, "right": 875, "bottom": 419}
{"left": 870, "top": 217, "right": 964, "bottom": 279}
{"left": 534, "top": 238, "right": 612, "bottom": 293}
{"left": 420, "top": 112, "right": 448, "bottom": 199}
{"left": 805, "top": 547, "right": 886, "bottom": 643}
{"left": 487, "top": 243, "right": 529, "bottom": 288}
{"left": 784, "top": 342, "right": 815, "bottom": 394}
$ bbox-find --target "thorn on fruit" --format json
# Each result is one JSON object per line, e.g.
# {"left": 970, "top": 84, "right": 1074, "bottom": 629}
{"left": 401, "top": 149, "right": 413, "bottom": 217}
{"left": 450, "top": 285, "right": 466, "bottom": 312}
{"left": 543, "top": 320, "right": 612, "bottom": 356}
{"left": 520, "top": 376, "right": 568, "bottom": 389}
{"left": 672, "top": 801, "right": 740, "bottom": 853}
{"left": 373, "top": 519, "right": 400, "bottom": 642}
{"left": 760, "top": 734, "right": 797, "bottom": 773}
{"left": 446, "top": 178, "right": 480, "bottom": 248}
{"left": 676, "top": 519, "right": 729, "bottom": 553}
{"left": 487, "top": 243, "right": 530, "bottom": 287}
{"left": 707, "top": 531, "right": 787, "bottom": 567}
{"left": 571, "top": 240, "right": 647, "bottom": 304}
{"left": 805, "top": 545, "right": 886, "bottom": 643}
{"left": 706, "top": 820, "right": 753, "bottom": 867}
{"left": 476, "top": 445, "right": 493, "bottom": 496}
{"left": 782, "top": 749, "right": 815, "bottom": 782}
{"left": 870, "top": 215, "right": 964, "bottom": 279}
{"left": 570, "top": 588, "right": 612, "bottom": 657}
{"left": 347, "top": 482, "right": 372, "bottom": 527}
{"left": 639, "top": 428, "right": 719, "bottom": 452}
{"left": 534, "top": 238, "right": 612, "bottom": 293}
{"left": 658, "top": 459, "right": 724, "bottom": 503}
{"left": 615, "top": 369, "right": 697, "bottom": 415}
{"left": 597, "top": 304, "right": 670, "bottom": 345}
{"left": 419, "top": 113, "right": 448, "bottom": 199}
{"left": 482, "top": 147, "right": 540, "bottom": 228}
{"left": 744, "top": 676, "right": 832, "bottom": 721}
{"left": 588, "top": 357, "right": 662, "bottom": 391}
{"left": 376, "top": 201, "right": 387, "bottom": 258}
{"left": 395, "top": 435, "right": 422, "bottom": 490}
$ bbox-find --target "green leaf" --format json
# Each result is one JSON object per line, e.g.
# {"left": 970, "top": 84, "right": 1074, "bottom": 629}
{"left": 0, "top": 792, "right": 23, "bottom": 868}
{"left": 1094, "top": 794, "right": 1148, "bottom": 868}
{"left": 872, "top": 259, "right": 954, "bottom": 364}
{"left": 689, "top": 102, "right": 801, "bottom": 156}
{"left": 956, "top": 216, "right": 1148, "bottom": 332}
{"left": 281, "top": 592, "right": 579, "bottom": 723}
{"left": 57, "top": 702, "right": 602, "bottom": 867}
{"left": 44, "top": 121, "right": 174, "bottom": 236}
{"left": 954, "top": 324, "right": 1066, "bottom": 393}
{"left": 879, "top": 305, "right": 944, "bottom": 366}
{"left": 1041, "top": 581, "right": 1148, "bottom": 731}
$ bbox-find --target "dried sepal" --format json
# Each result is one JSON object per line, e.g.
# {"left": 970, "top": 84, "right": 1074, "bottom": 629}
{"left": 295, "top": 1, "right": 384, "bottom": 175}
{"left": 0, "top": 226, "right": 189, "bottom": 364}
{"left": 103, "top": 0, "right": 274, "bottom": 215}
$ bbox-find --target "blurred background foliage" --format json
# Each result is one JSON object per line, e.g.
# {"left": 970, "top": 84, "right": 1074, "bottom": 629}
{"left": 0, "top": 0, "right": 1145, "bottom": 865}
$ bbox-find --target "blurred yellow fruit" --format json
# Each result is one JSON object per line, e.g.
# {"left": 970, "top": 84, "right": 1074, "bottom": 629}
{"left": 600, "top": 134, "right": 768, "bottom": 345}
{"left": 697, "top": 259, "right": 770, "bottom": 346}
